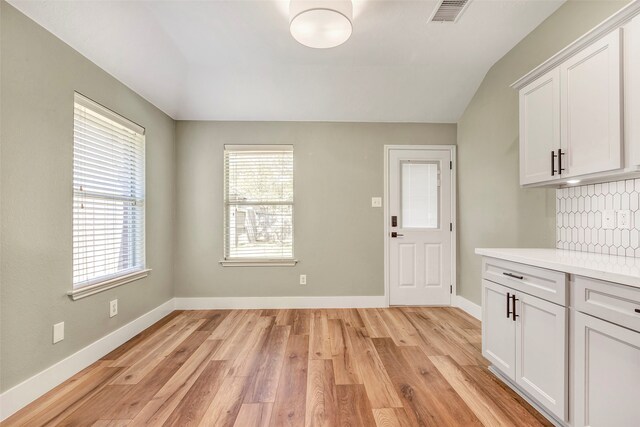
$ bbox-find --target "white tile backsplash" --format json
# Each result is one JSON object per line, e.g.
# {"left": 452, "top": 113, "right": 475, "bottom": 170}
{"left": 556, "top": 178, "right": 640, "bottom": 257}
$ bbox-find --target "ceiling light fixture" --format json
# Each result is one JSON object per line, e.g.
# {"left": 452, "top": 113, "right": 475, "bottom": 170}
{"left": 290, "top": 0, "right": 353, "bottom": 49}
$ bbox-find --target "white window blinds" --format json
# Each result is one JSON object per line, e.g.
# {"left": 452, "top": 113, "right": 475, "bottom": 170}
{"left": 73, "top": 93, "right": 146, "bottom": 289}
{"left": 224, "top": 145, "right": 294, "bottom": 260}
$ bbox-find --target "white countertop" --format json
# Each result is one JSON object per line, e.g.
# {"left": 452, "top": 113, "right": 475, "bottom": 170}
{"left": 475, "top": 248, "right": 640, "bottom": 288}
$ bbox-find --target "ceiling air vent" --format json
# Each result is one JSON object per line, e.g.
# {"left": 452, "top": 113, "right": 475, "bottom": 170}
{"left": 429, "top": 0, "right": 471, "bottom": 23}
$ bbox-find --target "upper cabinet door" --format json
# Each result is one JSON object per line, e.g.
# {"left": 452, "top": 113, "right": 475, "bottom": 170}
{"left": 624, "top": 15, "right": 640, "bottom": 168}
{"left": 561, "top": 29, "right": 623, "bottom": 178}
{"left": 519, "top": 68, "right": 561, "bottom": 185}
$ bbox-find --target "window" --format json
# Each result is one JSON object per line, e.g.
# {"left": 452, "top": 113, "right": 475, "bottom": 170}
{"left": 401, "top": 161, "right": 439, "bottom": 228}
{"left": 72, "top": 93, "right": 147, "bottom": 297}
{"left": 223, "top": 145, "right": 294, "bottom": 264}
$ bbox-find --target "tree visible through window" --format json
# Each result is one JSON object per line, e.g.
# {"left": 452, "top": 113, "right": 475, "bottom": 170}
{"left": 224, "top": 145, "right": 294, "bottom": 260}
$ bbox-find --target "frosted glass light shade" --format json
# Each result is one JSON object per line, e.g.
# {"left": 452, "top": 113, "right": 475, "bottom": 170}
{"left": 290, "top": 0, "right": 353, "bottom": 49}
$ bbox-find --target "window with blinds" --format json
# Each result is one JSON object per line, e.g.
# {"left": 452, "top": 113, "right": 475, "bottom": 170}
{"left": 224, "top": 145, "right": 294, "bottom": 261}
{"left": 73, "top": 93, "right": 146, "bottom": 289}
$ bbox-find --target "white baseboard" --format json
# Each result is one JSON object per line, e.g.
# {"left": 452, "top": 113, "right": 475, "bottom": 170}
{"left": 453, "top": 295, "right": 482, "bottom": 320}
{"left": 174, "top": 295, "right": 388, "bottom": 310}
{"left": 0, "top": 299, "right": 175, "bottom": 421}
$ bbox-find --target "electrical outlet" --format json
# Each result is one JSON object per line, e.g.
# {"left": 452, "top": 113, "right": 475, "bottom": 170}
{"left": 299, "top": 274, "right": 307, "bottom": 285}
{"left": 617, "top": 210, "right": 632, "bottom": 229}
{"left": 110, "top": 299, "right": 118, "bottom": 318}
{"left": 371, "top": 197, "right": 382, "bottom": 208}
{"left": 603, "top": 210, "right": 616, "bottom": 230}
{"left": 53, "top": 322, "right": 64, "bottom": 344}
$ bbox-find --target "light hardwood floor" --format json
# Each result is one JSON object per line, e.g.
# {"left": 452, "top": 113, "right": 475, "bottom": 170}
{"left": 3, "top": 308, "right": 552, "bottom": 426}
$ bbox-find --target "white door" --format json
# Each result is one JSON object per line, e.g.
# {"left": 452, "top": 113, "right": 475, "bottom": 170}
{"left": 388, "top": 148, "right": 452, "bottom": 306}
{"left": 573, "top": 312, "right": 640, "bottom": 427}
{"left": 560, "top": 29, "right": 622, "bottom": 178}
{"left": 482, "top": 280, "right": 516, "bottom": 379}
{"left": 519, "top": 68, "right": 561, "bottom": 185}
{"left": 515, "top": 292, "right": 567, "bottom": 421}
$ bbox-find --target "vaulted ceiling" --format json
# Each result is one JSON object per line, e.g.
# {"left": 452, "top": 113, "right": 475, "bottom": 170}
{"left": 10, "top": 0, "right": 564, "bottom": 122}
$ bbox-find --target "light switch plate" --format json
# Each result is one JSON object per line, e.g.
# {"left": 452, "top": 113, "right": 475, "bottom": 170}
{"left": 617, "top": 210, "right": 632, "bottom": 229}
{"left": 371, "top": 197, "right": 382, "bottom": 208}
{"left": 53, "top": 322, "right": 64, "bottom": 344}
{"left": 603, "top": 210, "right": 616, "bottom": 230}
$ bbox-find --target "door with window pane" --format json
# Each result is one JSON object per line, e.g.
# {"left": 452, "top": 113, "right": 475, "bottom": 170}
{"left": 388, "top": 148, "right": 452, "bottom": 306}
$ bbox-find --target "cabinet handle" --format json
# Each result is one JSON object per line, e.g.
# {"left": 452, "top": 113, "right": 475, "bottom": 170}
{"left": 507, "top": 292, "right": 512, "bottom": 318}
{"left": 635, "top": 308, "right": 640, "bottom": 314}
{"left": 503, "top": 272, "right": 524, "bottom": 280}
{"left": 551, "top": 150, "right": 557, "bottom": 176}
{"left": 558, "top": 149, "right": 565, "bottom": 174}
{"left": 511, "top": 294, "right": 519, "bottom": 321}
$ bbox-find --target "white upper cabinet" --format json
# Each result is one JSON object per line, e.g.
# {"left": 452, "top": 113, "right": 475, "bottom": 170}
{"left": 560, "top": 29, "right": 622, "bottom": 178}
{"left": 624, "top": 15, "right": 640, "bottom": 168}
{"left": 519, "top": 68, "right": 561, "bottom": 185}
{"left": 513, "top": 4, "right": 640, "bottom": 187}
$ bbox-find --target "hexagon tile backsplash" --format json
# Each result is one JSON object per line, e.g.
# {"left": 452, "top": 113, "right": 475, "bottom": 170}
{"left": 556, "top": 178, "right": 640, "bottom": 257}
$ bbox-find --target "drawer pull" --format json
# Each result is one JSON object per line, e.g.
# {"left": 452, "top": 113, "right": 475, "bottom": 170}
{"left": 503, "top": 272, "right": 524, "bottom": 280}
{"left": 635, "top": 309, "right": 640, "bottom": 314}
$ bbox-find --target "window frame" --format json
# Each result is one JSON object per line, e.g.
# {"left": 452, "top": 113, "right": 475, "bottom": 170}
{"left": 220, "top": 144, "right": 296, "bottom": 267}
{"left": 68, "top": 93, "right": 150, "bottom": 300}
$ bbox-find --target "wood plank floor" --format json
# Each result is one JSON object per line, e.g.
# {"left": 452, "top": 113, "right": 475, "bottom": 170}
{"left": 3, "top": 308, "right": 552, "bottom": 426}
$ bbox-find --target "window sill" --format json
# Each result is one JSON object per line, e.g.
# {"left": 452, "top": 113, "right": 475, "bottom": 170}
{"left": 219, "top": 259, "right": 298, "bottom": 267}
{"left": 67, "top": 269, "right": 151, "bottom": 300}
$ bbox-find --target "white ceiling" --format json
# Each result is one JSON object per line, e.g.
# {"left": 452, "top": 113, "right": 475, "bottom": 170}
{"left": 9, "top": 0, "right": 564, "bottom": 122}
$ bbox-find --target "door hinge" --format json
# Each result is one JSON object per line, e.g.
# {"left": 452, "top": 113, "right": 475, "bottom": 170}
{"left": 450, "top": 161, "right": 453, "bottom": 170}
{"left": 449, "top": 223, "right": 453, "bottom": 232}
{"left": 450, "top": 285, "right": 453, "bottom": 294}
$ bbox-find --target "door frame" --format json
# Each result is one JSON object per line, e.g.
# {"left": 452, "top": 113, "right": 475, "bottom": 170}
{"left": 383, "top": 145, "right": 457, "bottom": 307}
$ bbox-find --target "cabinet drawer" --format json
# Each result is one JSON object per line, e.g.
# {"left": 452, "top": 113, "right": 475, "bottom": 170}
{"left": 482, "top": 257, "right": 567, "bottom": 305}
{"left": 572, "top": 276, "right": 640, "bottom": 333}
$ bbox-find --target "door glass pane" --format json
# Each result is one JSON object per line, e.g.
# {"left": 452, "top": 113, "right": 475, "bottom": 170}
{"left": 401, "top": 161, "right": 438, "bottom": 228}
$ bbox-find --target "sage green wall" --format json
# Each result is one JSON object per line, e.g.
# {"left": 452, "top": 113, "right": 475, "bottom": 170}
{"left": 1, "top": 0, "right": 629, "bottom": 396}
{"left": 174, "top": 121, "right": 456, "bottom": 298}
{"left": 456, "top": 0, "right": 631, "bottom": 305}
{"left": 0, "top": 2, "right": 176, "bottom": 391}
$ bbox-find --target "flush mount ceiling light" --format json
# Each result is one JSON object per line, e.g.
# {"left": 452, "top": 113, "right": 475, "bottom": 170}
{"left": 290, "top": 0, "right": 353, "bottom": 49}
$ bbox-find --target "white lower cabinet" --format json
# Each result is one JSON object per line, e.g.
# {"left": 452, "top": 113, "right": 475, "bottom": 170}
{"left": 573, "top": 311, "right": 640, "bottom": 427}
{"left": 515, "top": 292, "right": 567, "bottom": 421}
{"left": 479, "top": 253, "right": 640, "bottom": 426}
{"left": 482, "top": 279, "right": 567, "bottom": 421}
{"left": 482, "top": 280, "right": 516, "bottom": 377}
